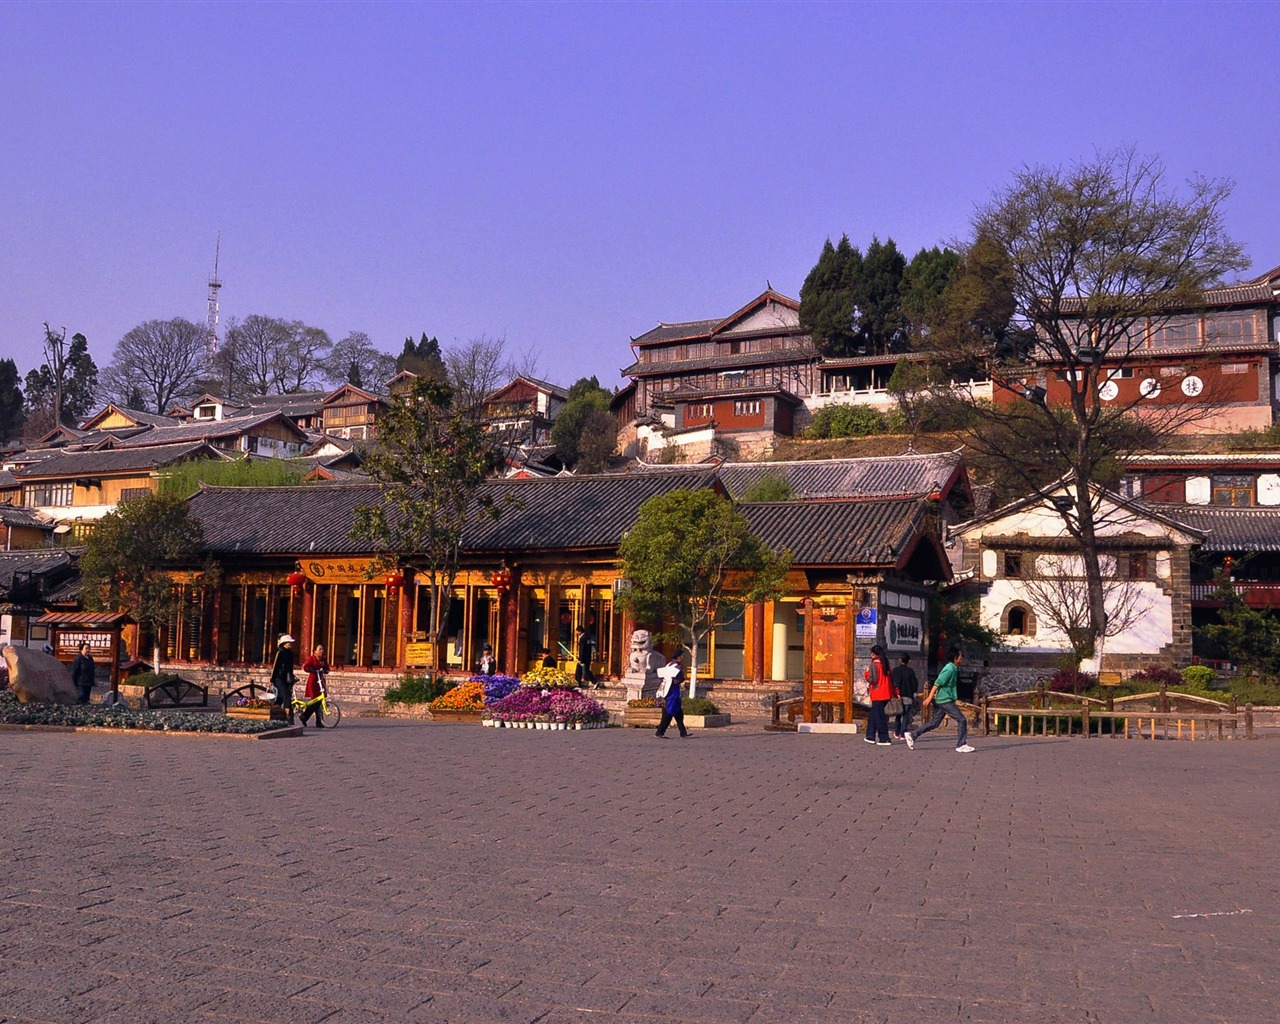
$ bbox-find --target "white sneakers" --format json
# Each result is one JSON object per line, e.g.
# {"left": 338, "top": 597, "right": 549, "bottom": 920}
{"left": 903, "top": 732, "right": 915, "bottom": 749}
{"left": 956, "top": 744, "right": 976, "bottom": 753}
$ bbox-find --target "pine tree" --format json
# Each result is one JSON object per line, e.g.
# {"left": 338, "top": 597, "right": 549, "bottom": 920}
{"left": 0, "top": 358, "right": 24, "bottom": 442}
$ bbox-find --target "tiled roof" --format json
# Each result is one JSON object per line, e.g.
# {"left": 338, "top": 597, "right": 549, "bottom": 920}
{"left": 621, "top": 348, "right": 815, "bottom": 378}
{"left": 743, "top": 498, "right": 928, "bottom": 567}
{"left": 719, "top": 452, "right": 964, "bottom": 501}
{"left": 649, "top": 383, "right": 803, "bottom": 405}
{"left": 464, "top": 469, "right": 721, "bottom": 552}
{"left": 190, "top": 468, "right": 724, "bottom": 557}
{"left": 0, "top": 502, "right": 55, "bottom": 529}
{"left": 631, "top": 318, "right": 724, "bottom": 347}
{"left": 114, "top": 411, "right": 305, "bottom": 448}
{"left": 12, "top": 442, "right": 224, "bottom": 478}
{"left": 0, "top": 470, "right": 18, "bottom": 491}
{"left": 0, "top": 549, "right": 73, "bottom": 591}
{"left": 1156, "top": 503, "right": 1280, "bottom": 552}
{"left": 81, "top": 405, "right": 181, "bottom": 429}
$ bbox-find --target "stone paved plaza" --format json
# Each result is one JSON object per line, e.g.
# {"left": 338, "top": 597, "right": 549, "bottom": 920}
{"left": 1, "top": 720, "right": 1276, "bottom": 1024}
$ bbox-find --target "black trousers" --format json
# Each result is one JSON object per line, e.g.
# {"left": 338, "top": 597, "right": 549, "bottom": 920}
{"left": 656, "top": 709, "right": 688, "bottom": 737}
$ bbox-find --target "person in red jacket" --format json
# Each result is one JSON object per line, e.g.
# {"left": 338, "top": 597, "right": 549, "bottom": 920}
{"left": 300, "top": 644, "right": 329, "bottom": 728}
{"left": 863, "top": 643, "right": 897, "bottom": 747}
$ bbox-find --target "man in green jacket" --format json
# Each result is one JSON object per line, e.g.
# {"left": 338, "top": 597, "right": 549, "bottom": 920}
{"left": 904, "top": 646, "right": 975, "bottom": 753}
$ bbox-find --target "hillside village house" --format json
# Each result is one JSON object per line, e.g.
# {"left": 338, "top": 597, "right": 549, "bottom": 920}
{"left": 482, "top": 375, "right": 569, "bottom": 445}
{"left": 1001, "top": 264, "right": 1280, "bottom": 433}
{"left": 150, "top": 457, "right": 953, "bottom": 705}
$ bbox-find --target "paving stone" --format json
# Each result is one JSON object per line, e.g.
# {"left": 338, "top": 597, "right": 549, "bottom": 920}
{"left": 1, "top": 720, "right": 1278, "bottom": 1022}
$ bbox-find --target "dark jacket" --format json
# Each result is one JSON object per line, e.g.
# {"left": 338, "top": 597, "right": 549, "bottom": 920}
{"left": 70, "top": 653, "right": 96, "bottom": 691}
{"left": 662, "top": 662, "right": 685, "bottom": 715}
{"left": 270, "top": 646, "right": 295, "bottom": 688}
{"left": 890, "top": 663, "right": 919, "bottom": 699}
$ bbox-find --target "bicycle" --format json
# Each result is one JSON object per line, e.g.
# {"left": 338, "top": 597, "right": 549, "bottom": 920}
{"left": 291, "top": 673, "right": 342, "bottom": 728}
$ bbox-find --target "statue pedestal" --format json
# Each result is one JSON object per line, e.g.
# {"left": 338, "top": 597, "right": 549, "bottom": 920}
{"left": 623, "top": 670, "right": 661, "bottom": 704}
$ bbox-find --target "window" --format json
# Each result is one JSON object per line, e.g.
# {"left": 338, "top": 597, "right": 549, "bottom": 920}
{"left": 1221, "top": 363, "right": 1249, "bottom": 374}
{"left": 1128, "top": 552, "right": 1149, "bottom": 580}
{"left": 1206, "top": 316, "right": 1255, "bottom": 345}
{"left": 721, "top": 370, "right": 746, "bottom": 387}
{"left": 1107, "top": 367, "right": 1134, "bottom": 380}
{"left": 732, "top": 400, "right": 761, "bottom": 416}
{"left": 119, "top": 487, "right": 151, "bottom": 503}
{"left": 22, "top": 482, "right": 73, "bottom": 507}
{"left": 1002, "top": 602, "right": 1035, "bottom": 637}
{"left": 687, "top": 403, "right": 712, "bottom": 420}
{"left": 1003, "top": 552, "right": 1022, "bottom": 578}
{"left": 1150, "top": 317, "right": 1200, "bottom": 347}
{"left": 1211, "top": 474, "right": 1254, "bottom": 506}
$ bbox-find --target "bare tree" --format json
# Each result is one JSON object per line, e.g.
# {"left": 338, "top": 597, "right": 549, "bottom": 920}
{"left": 224, "top": 315, "right": 332, "bottom": 395}
{"left": 932, "top": 149, "right": 1249, "bottom": 665}
{"left": 103, "top": 318, "right": 210, "bottom": 413}
{"left": 445, "top": 334, "right": 516, "bottom": 420}
{"left": 321, "top": 331, "right": 396, "bottom": 390}
{"left": 1018, "top": 553, "right": 1148, "bottom": 665}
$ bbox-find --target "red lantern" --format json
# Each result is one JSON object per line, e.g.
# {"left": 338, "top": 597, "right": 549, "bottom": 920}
{"left": 384, "top": 571, "right": 404, "bottom": 589}
{"left": 490, "top": 568, "right": 511, "bottom": 593}
{"left": 286, "top": 571, "right": 306, "bottom": 588}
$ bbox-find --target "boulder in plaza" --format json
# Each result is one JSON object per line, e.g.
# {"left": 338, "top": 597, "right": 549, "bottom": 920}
{"left": 2, "top": 644, "right": 80, "bottom": 705}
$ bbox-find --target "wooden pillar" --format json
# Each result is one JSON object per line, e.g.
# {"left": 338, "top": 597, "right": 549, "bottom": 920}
{"left": 503, "top": 568, "right": 521, "bottom": 676}
{"left": 398, "top": 568, "right": 415, "bottom": 669}
{"left": 301, "top": 583, "right": 314, "bottom": 653}
{"left": 750, "top": 599, "right": 765, "bottom": 685}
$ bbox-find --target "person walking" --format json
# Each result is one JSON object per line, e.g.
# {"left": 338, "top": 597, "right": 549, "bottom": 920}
{"left": 904, "top": 647, "right": 975, "bottom": 753}
{"left": 891, "top": 653, "right": 920, "bottom": 739}
{"left": 300, "top": 644, "right": 329, "bottom": 728}
{"left": 574, "top": 626, "right": 599, "bottom": 689}
{"left": 70, "top": 642, "right": 96, "bottom": 704}
{"left": 863, "top": 643, "right": 896, "bottom": 746}
{"left": 478, "top": 643, "right": 497, "bottom": 676}
{"left": 270, "top": 634, "right": 297, "bottom": 723}
{"left": 654, "top": 647, "right": 689, "bottom": 739}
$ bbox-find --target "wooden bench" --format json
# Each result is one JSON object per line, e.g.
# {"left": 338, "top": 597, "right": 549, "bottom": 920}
{"left": 145, "top": 677, "right": 210, "bottom": 709}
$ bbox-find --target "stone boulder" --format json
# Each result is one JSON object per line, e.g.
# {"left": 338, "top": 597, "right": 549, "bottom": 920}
{"left": 2, "top": 644, "right": 80, "bottom": 705}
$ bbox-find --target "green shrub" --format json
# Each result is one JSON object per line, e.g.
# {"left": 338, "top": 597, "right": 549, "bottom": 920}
{"left": 805, "top": 404, "right": 888, "bottom": 439}
{"left": 125, "top": 671, "right": 184, "bottom": 689}
{"left": 1181, "top": 665, "right": 1218, "bottom": 689}
{"left": 383, "top": 672, "right": 451, "bottom": 705}
{"left": 683, "top": 697, "right": 720, "bottom": 715}
{"left": 1129, "top": 665, "right": 1183, "bottom": 689}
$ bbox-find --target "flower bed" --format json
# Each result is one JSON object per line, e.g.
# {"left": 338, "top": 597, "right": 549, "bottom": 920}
{"left": 0, "top": 691, "right": 289, "bottom": 735}
{"left": 429, "top": 680, "right": 486, "bottom": 712}
{"left": 482, "top": 669, "right": 609, "bottom": 729}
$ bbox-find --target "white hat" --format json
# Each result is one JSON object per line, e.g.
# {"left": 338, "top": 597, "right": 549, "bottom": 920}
{"left": 278, "top": 633, "right": 295, "bottom": 645}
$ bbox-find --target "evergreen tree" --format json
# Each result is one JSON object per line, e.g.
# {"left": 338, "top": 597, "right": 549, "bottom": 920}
{"left": 0, "top": 358, "right": 24, "bottom": 442}
{"left": 799, "top": 235, "right": 862, "bottom": 356}
{"left": 396, "top": 333, "right": 447, "bottom": 379}
{"left": 551, "top": 376, "right": 613, "bottom": 469}
{"left": 853, "top": 237, "right": 908, "bottom": 355}
{"left": 901, "top": 246, "right": 962, "bottom": 333}
{"left": 24, "top": 331, "right": 98, "bottom": 426}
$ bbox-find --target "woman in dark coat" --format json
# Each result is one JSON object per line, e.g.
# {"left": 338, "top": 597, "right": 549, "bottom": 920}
{"left": 270, "top": 634, "right": 297, "bottom": 721}
{"left": 70, "top": 642, "right": 96, "bottom": 704}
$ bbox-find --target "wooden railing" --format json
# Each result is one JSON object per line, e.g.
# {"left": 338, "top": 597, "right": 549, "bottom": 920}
{"left": 980, "top": 698, "right": 1254, "bottom": 741}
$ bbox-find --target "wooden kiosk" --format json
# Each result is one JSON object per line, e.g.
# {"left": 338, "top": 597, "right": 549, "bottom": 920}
{"left": 802, "top": 597, "right": 857, "bottom": 723}
{"left": 34, "top": 611, "right": 135, "bottom": 700}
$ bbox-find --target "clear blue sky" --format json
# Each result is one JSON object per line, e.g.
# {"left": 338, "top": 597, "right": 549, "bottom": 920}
{"left": 2, "top": 1, "right": 1277, "bottom": 394}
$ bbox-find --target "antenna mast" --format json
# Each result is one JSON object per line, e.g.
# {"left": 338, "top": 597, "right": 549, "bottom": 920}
{"left": 206, "top": 235, "right": 222, "bottom": 356}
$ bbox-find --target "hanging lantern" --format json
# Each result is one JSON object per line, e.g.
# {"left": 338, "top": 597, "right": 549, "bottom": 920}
{"left": 286, "top": 571, "right": 306, "bottom": 589}
{"left": 490, "top": 568, "right": 512, "bottom": 593}
{"left": 384, "top": 571, "right": 404, "bottom": 589}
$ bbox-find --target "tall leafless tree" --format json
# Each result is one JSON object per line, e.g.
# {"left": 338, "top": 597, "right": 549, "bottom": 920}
{"left": 103, "top": 317, "right": 210, "bottom": 413}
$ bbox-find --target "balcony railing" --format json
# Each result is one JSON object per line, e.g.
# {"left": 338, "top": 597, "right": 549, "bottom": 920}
{"left": 1191, "top": 581, "right": 1280, "bottom": 604}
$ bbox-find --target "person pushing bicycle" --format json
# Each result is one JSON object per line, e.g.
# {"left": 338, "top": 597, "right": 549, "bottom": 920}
{"left": 300, "top": 644, "right": 329, "bottom": 728}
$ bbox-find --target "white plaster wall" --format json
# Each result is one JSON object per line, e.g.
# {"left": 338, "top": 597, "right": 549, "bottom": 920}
{"left": 728, "top": 302, "right": 801, "bottom": 333}
{"left": 1186, "top": 477, "right": 1211, "bottom": 504}
{"left": 982, "top": 578, "right": 1173, "bottom": 655}
{"left": 1258, "top": 474, "right": 1280, "bottom": 505}
{"left": 987, "top": 495, "right": 1176, "bottom": 540}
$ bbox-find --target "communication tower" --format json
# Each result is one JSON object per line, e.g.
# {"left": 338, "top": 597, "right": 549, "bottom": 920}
{"left": 206, "top": 235, "right": 222, "bottom": 355}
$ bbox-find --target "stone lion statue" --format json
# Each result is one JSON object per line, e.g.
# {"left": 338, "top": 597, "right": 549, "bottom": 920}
{"left": 627, "top": 630, "right": 666, "bottom": 675}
